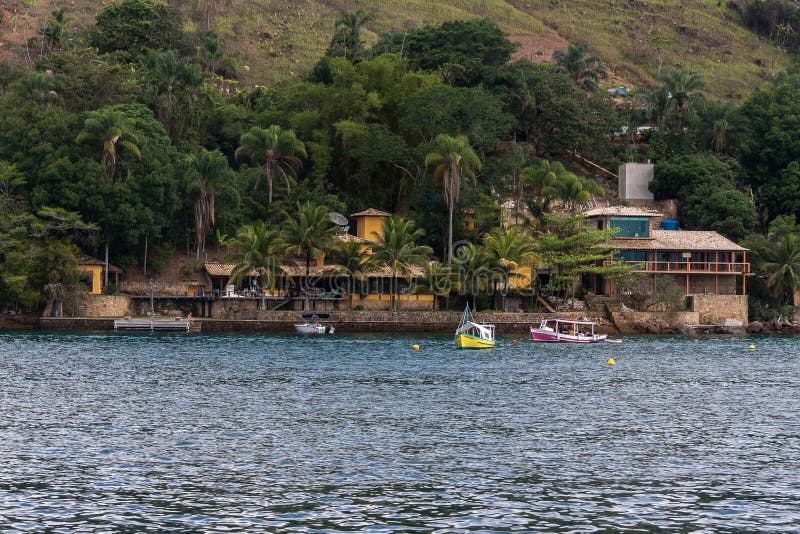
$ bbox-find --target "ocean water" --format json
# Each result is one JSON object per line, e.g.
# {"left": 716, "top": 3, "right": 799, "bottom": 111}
{"left": 0, "top": 331, "right": 799, "bottom": 531}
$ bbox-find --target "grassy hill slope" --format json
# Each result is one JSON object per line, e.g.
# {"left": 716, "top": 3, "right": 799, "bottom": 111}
{"left": 0, "top": 0, "right": 791, "bottom": 98}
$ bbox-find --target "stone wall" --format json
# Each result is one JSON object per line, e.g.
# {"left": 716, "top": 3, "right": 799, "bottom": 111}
{"left": 63, "top": 295, "right": 131, "bottom": 317}
{"left": 617, "top": 310, "right": 699, "bottom": 328}
{"left": 196, "top": 310, "right": 610, "bottom": 334}
{"left": 689, "top": 294, "right": 748, "bottom": 325}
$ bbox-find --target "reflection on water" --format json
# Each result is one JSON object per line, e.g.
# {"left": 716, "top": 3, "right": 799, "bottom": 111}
{"left": 1, "top": 332, "right": 799, "bottom": 531}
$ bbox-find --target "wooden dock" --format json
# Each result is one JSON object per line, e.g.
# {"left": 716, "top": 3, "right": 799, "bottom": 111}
{"left": 113, "top": 319, "right": 191, "bottom": 332}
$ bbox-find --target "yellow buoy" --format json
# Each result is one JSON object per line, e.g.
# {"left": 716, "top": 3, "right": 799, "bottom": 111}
{"left": 749, "top": 344, "right": 755, "bottom": 350}
{"left": 607, "top": 358, "right": 615, "bottom": 365}
{"left": 412, "top": 344, "right": 420, "bottom": 350}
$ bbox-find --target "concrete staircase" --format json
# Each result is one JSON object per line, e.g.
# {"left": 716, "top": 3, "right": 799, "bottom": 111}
{"left": 584, "top": 295, "right": 625, "bottom": 334}
{"left": 604, "top": 301, "right": 635, "bottom": 334}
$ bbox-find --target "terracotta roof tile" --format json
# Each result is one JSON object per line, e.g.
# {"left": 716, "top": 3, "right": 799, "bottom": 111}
{"left": 203, "top": 262, "right": 259, "bottom": 277}
{"left": 351, "top": 208, "right": 392, "bottom": 217}
{"left": 612, "top": 230, "right": 746, "bottom": 251}
{"left": 76, "top": 255, "right": 121, "bottom": 273}
{"left": 338, "top": 233, "right": 367, "bottom": 243}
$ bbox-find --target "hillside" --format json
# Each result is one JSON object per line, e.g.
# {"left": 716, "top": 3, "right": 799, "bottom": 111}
{"left": 0, "top": 0, "right": 791, "bottom": 98}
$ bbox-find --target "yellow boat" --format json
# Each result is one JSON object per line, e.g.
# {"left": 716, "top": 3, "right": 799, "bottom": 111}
{"left": 454, "top": 304, "right": 495, "bottom": 349}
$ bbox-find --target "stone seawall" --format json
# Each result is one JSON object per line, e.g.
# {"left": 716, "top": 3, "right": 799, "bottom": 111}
{"left": 689, "top": 294, "right": 748, "bottom": 325}
{"left": 39, "top": 311, "right": 609, "bottom": 334}
{"left": 199, "top": 311, "right": 609, "bottom": 334}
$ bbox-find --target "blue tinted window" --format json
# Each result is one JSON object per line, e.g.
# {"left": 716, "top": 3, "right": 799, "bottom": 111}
{"left": 610, "top": 217, "right": 650, "bottom": 238}
{"left": 617, "top": 250, "right": 647, "bottom": 262}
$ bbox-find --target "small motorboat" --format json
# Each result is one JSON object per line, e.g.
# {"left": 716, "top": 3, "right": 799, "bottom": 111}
{"left": 294, "top": 313, "right": 334, "bottom": 335}
{"left": 530, "top": 318, "right": 608, "bottom": 344}
{"left": 454, "top": 304, "right": 495, "bottom": 349}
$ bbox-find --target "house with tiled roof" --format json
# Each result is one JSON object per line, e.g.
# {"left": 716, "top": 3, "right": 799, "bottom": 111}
{"left": 584, "top": 206, "right": 750, "bottom": 323}
{"left": 200, "top": 208, "right": 434, "bottom": 311}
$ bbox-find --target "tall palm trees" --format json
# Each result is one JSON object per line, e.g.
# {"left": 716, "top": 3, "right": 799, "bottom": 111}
{"left": 424, "top": 133, "right": 482, "bottom": 266}
{"left": 482, "top": 227, "right": 538, "bottom": 309}
{"left": 371, "top": 216, "right": 432, "bottom": 311}
{"left": 762, "top": 232, "right": 800, "bottom": 306}
{"left": 283, "top": 201, "right": 340, "bottom": 307}
{"left": 75, "top": 108, "right": 141, "bottom": 180}
{"left": 235, "top": 125, "right": 307, "bottom": 204}
{"left": 331, "top": 240, "right": 374, "bottom": 309}
{"left": 185, "top": 148, "right": 230, "bottom": 260}
{"left": 333, "top": 8, "right": 373, "bottom": 59}
{"left": 141, "top": 49, "right": 205, "bottom": 136}
{"left": 553, "top": 43, "right": 608, "bottom": 91}
{"left": 226, "top": 221, "right": 287, "bottom": 299}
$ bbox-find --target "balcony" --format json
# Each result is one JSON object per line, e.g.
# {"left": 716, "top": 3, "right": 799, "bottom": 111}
{"left": 605, "top": 260, "right": 750, "bottom": 274}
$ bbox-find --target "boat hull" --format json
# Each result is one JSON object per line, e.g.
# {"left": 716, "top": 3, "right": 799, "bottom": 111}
{"left": 530, "top": 328, "right": 606, "bottom": 344}
{"left": 455, "top": 333, "right": 495, "bottom": 349}
{"left": 294, "top": 323, "right": 334, "bottom": 335}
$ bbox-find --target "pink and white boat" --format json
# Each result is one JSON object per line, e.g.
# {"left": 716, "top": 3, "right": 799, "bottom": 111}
{"left": 530, "top": 318, "right": 608, "bottom": 344}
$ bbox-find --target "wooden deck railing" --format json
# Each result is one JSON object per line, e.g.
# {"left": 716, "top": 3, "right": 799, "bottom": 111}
{"left": 605, "top": 260, "right": 750, "bottom": 274}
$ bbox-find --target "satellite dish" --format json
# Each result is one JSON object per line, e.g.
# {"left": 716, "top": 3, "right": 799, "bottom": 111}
{"left": 329, "top": 212, "right": 349, "bottom": 226}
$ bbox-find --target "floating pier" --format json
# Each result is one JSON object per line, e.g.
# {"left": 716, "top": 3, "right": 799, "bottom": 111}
{"left": 113, "top": 319, "right": 191, "bottom": 332}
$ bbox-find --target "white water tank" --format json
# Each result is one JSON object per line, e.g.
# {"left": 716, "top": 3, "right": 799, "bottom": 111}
{"left": 618, "top": 163, "right": 654, "bottom": 200}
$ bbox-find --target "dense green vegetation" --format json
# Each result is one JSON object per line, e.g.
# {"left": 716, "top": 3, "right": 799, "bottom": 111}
{"left": 1, "top": 0, "right": 800, "bottom": 317}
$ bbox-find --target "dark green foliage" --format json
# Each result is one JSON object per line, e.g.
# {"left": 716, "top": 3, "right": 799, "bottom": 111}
{"left": 37, "top": 48, "right": 142, "bottom": 112}
{"left": 739, "top": 0, "right": 800, "bottom": 51}
{"left": 399, "top": 85, "right": 514, "bottom": 152}
{"left": 497, "top": 61, "right": 619, "bottom": 161}
{"left": 681, "top": 183, "right": 757, "bottom": 241}
{"left": 89, "top": 0, "right": 186, "bottom": 57}
{"left": 739, "top": 75, "right": 800, "bottom": 179}
{"left": 652, "top": 153, "right": 756, "bottom": 240}
{"left": 738, "top": 75, "right": 800, "bottom": 220}
{"left": 651, "top": 153, "right": 735, "bottom": 200}
{"left": 374, "top": 18, "right": 515, "bottom": 86}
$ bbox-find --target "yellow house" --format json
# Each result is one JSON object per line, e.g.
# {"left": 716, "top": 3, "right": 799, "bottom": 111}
{"left": 352, "top": 208, "right": 391, "bottom": 241}
{"left": 76, "top": 256, "right": 121, "bottom": 295}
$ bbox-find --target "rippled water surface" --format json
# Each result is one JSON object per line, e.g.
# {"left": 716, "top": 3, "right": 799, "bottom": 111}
{"left": 1, "top": 331, "right": 799, "bottom": 531}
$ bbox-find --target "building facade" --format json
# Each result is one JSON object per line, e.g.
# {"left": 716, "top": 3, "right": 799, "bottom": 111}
{"left": 585, "top": 206, "right": 750, "bottom": 297}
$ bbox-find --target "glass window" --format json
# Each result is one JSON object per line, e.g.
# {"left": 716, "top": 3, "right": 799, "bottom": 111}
{"left": 617, "top": 250, "right": 647, "bottom": 262}
{"left": 610, "top": 217, "right": 650, "bottom": 238}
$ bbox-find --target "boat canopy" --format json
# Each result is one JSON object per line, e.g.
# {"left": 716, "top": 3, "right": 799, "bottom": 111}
{"left": 550, "top": 318, "right": 598, "bottom": 325}
{"left": 466, "top": 321, "right": 494, "bottom": 338}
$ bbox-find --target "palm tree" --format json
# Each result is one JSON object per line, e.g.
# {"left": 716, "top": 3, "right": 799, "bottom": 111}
{"left": 692, "top": 98, "right": 737, "bottom": 153}
{"left": 762, "top": 232, "right": 800, "bottom": 306}
{"left": 283, "top": 201, "right": 340, "bottom": 308}
{"left": 75, "top": 108, "right": 141, "bottom": 180}
{"left": 235, "top": 125, "right": 306, "bottom": 204}
{"left": 553, "top": 43, "right": 608, "bottom": 91}
{"left": 413, "top": 261, "right": 454, "bottom": 311}
{"left": 482, "top": 227, "right": 538, "bottom": 310}
{"left": 371, "top": 216, "right": 432, "bottom": 311}
{"left": 520, "top": 159, "right": 562, "bottom": 222}
{"left": 41, "top": 7, "right": 68, "bottom": 50}
{"left": 424, "top": 134, "right": 482, "bottom": 266}
{"left": 658, "top": 67, "right": 705, "bottom": 129}
{"left": 452, "top": 242, "right": 492, "bottom": 310}
{"left": 636, "top": 85, "right": 672, "bottom": 126}
{"left": 225, "top": 221, "right": 287, "bottom": 301}
{"left": 141, "top": 49, "right": 205, "bottom": 136}
{"left": 333, "top": 8, "right": 373, "bottom": 58}
{"left": 185, "top": 148, "right": 230, "bottom": 260}
{"left": 330, "top": 240, "right": 374, "bottom": 309}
